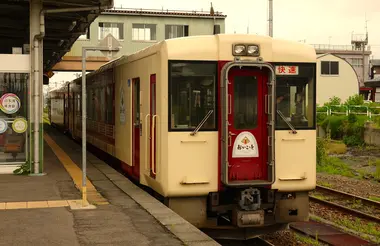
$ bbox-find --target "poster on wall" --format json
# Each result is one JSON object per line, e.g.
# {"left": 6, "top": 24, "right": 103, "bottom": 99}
{"left": 0, "top": 93, "right": 21, "bottom": 115}
{"left": 0, "top": 118, "right": 8, "bottom": 134}
{"left": 12, "top": 117, "right": 27, "bottom": 134}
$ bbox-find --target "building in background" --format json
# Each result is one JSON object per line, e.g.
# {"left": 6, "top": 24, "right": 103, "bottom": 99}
{"left": 316, "top": 54, "right": 359, "bottom": 105}
{"left": 53, "top": 8, "right": 227, "bottom": 71}
{"left": 312, "top": 33, "right": 371, "bottom": 89}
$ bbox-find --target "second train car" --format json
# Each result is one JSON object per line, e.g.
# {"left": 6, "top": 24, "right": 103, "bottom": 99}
{"left": 49, "top": 34, "right": 317, "bottom": 239}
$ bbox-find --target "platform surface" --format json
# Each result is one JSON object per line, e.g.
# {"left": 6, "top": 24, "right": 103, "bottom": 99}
{"left": 0, "top": 124, "right": 219, "bottom": 245}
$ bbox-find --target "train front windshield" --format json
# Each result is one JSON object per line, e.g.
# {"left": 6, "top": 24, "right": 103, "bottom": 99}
{"left": 169, "top": 61, "right": 217, "bottom": 131}
{"left": 274, "top": 64, "right": 316, "bottom": 130}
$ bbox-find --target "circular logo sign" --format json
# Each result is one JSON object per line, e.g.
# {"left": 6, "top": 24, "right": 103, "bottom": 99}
{"left": 0, "top": 93, "right": 21, "bottom": 114}
{"left": 0, "top": 118, "right": 8, "bottom": 134}
{"left": 12, "top": 118, "right": 27, "bottom": 133}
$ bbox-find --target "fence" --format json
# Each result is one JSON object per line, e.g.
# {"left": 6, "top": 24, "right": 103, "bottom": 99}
{"left": 317, "top": 105, "right": 380, "bottom": 120}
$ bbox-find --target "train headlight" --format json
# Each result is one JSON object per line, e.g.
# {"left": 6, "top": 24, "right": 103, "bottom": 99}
{"left": 233, "top": 44, "right": 246, "bottom": 55}
{"left": 247, "top": 45, "right": 259, "bottom": 56}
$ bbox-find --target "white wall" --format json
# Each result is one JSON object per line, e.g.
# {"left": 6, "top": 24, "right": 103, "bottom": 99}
{"left": 317, "top": 54, "right": 359, "bottom": 105}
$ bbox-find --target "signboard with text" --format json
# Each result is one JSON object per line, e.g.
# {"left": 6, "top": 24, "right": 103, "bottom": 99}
{"left": 275, "top": 65, "right": 299, "bottom": 75}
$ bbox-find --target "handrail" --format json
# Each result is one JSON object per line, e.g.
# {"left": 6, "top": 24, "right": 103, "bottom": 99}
{"left": 145, "top": 114, "right": 150, "bottom": 171}
{"left": 151, "top": 115, "right": 158, "bottom": 175}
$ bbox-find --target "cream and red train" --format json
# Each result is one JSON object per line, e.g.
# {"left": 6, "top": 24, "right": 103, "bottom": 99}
{"left": 49, "top": 34, "right": 316, "bottom": 239}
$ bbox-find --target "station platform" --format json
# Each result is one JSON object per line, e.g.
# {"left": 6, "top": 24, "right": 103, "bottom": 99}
{"left": 0, "top": 124, "right": 220, "bottom": 246}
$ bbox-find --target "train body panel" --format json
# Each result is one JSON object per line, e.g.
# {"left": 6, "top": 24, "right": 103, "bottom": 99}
{"left": 272, "top": 130, "right": 316, "bottom": 191}
{"left": 49, "top": 33, "right": 317, "bottom": 239}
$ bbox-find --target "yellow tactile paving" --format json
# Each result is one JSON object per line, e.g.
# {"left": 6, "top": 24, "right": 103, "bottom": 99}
{"left": 6, "top": 202, "right": 27, "bottom": 209}
{"left": 0, "top": 199, "right": 82, "bottom": 210}
{"left": 44, "top": 133, "right": 109, "bottom": 205}
{"left": 47, "top": 200, "right": 69, "bottom": 208}
{"left": 27, "top": 201, "right": 49, "bottom": 208}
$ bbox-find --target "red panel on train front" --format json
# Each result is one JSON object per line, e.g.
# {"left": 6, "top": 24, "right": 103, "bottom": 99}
{"left": 217, "top": 61, "right": 269, "bottom": 189}
{"left": 227, "top": 68, "right": 268, "bottom": 182}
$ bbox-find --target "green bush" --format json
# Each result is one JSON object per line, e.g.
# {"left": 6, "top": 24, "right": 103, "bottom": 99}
{"left": 320, "top": 114, "right": 365, "bottom": 146}
{"left": 317, "top": 138, "right": 328, "bottom": 166}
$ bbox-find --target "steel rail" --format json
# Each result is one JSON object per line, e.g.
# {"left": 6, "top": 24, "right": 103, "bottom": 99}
{"left": 309, "top": 196, "right": 380, "bottom": 224}
{"left": 315, "top": 185, "right": 380, "bottom": 208}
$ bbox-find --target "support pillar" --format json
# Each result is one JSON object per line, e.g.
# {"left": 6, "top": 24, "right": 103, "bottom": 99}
{"left": 29, "top": 0, "right": 44, "bottom": 175}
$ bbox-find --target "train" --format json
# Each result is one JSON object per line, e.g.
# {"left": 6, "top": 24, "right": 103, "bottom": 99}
{"left": 49, "top": 34, "right": 317, "bottom": 239}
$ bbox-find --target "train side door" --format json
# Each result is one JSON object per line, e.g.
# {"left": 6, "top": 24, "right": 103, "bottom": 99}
{"left": 227, "top": 68, "right": 268, "bottom": 182}
{"left": 149, "top": 74, "right": 157, "bottom": 178}
{"left": 132, "top": 78, "right": 141, "bottom": 178}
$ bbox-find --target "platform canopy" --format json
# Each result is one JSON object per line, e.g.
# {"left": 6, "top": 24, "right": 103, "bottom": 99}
{"left": 0, "top": 0, "right": 113, "bottom": 72}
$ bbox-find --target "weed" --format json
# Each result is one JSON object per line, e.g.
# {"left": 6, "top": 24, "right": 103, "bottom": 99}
{"left": 294, "top": 233, "right": 321, "bottom": 246}
{"left": 317, "top": 157, "right": 355, "bottom": 177}
{"left": 318, "top": 181, "right": 333, "bottom": 188}
{"left": 369, "top": 196, "right": 380, "bottom": 202}
{"left": 337, "top": 218, "right": 380, "bottom": 240}
{"left": 375, "top": 163, "right": 380, "bottom": 181}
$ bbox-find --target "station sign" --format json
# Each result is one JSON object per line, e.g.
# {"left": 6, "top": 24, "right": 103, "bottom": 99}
{"left": 275, "top": 65, "right": 299, "bottom": 75}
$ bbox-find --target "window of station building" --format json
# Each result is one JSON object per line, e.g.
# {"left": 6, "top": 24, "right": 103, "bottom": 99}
{"left": 98, "top": 22, "right": 124, "bottom": 40}
{"left": 275, "top": 64, "right": 316, "bottom": 130}
{"left": 321, "top": 61, "right": 339, "bottom": 75}
{"left": 78, "top": 27, "right": 90, "bottom": 40}
{"left": 169, "top": 61, "right": 217, "bottom": 131}
{"left": 213, "top": 25, "right": 221, "bottom": 34}
{"left": 132, "top": 24, "right": 157, "bottom": 41}
{"left": 165, "top": 25, "right": 189, "bottom": 39}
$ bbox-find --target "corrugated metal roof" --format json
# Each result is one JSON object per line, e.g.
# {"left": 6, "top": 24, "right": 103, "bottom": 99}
{"left": 371, "top": 59, "right": 380, "bottom": 66}
{"left": 102, "top": 8, "right": 227, "bottom": 18}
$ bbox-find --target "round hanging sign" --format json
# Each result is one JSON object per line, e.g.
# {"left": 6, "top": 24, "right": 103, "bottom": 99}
{"left": 12, "top": 118, "right": 27, "bottom": 133}
{"left": 0, "top": 93, "right": 21, "bottom": 114}
{"left": 0, "top": 118, "right": 8, "bottom": 134}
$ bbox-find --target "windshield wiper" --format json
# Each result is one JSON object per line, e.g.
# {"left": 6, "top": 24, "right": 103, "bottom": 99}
{"left": 276, "top": 110, "right": 297, "bottom": 134}
{"left": 190, "top": 110, "right": 214, "bottom": 136}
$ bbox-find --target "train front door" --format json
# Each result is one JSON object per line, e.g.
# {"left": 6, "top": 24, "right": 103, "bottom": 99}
{"left": 227, "top": 68, "right": 268, "bottom": 183}
{"left": 132, "top": 78, "right": 140, "bottom": 178}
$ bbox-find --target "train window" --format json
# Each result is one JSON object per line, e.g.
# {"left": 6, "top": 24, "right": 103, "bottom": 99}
{"left": 275, "top": 64, "right": 316, "bottom": 130}
{"left": 169, "top": 62, "right": 217, "bottom": 131}
{"left": 234, "top": 76, "right": 258, "bottom": 129}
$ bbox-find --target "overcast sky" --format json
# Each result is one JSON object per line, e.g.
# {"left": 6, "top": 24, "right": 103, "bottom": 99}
{"left": 114, "top": 0, "right": 380, "bottom": 58}
{"left": 49, "top": 0, "right": 380, "bottom": 85}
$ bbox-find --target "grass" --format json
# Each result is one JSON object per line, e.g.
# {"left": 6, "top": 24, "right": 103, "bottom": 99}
{"left": 375, "top": 163, "right": 380, "bottom": 180}
{"left": 318, "top": 181, "right": 333, "bottom": 188}
{"left": 294, "top": 233, "right": 321, "bottom": 246}
{"left": 369, "top": 196, "right": 380, "bottom": 202}
{"left": 327, "top": 141, "right": 347, "bottom": 155}
{"left": 337, "top": 218, "right": 380, "bottom": 242}
{"left": 43, "top": 112, "right": 50, "bottom": 125}
{"left": 317, "top": 157, "right": 355, "bottom": 177}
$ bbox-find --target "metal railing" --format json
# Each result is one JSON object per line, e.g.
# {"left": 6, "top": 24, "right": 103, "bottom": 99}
{"left": 106, "top": 7, "right": 225, "bottom": 16}
{"left": 312, "top": 44, "right": 371, "bottom": 51}
{"left": 317, "top": 104, "right": 380, "bottom": 120}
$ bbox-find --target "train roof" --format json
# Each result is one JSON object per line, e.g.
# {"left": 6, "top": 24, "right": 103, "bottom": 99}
{"left": 73, "top": 34, "right": 316, "bottom": 84}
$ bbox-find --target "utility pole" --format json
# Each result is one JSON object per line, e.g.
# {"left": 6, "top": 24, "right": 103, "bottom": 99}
{"left": 268, "top": 0, "right": 273, "bottom": 37}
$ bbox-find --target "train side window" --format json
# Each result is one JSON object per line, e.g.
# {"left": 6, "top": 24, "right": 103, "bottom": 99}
{"left": 169, "top": 61, "right": 217, "bottom": 131}
{"left": 275, "top": 64, "right": 316, "bottom": 130}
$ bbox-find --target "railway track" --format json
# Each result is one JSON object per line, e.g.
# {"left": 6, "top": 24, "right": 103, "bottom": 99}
{"left": 309, "top": 185, "right": 380, "bottom": 224}
{"left": 217, "top": 237, "right": 274, "bottom": 246}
